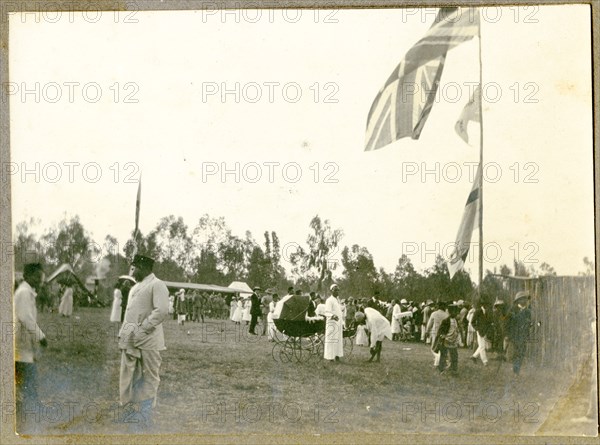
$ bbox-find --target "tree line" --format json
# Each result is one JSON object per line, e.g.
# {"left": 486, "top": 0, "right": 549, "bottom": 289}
{"left": 12, "top": 214, "right": 594, "bottom": 305}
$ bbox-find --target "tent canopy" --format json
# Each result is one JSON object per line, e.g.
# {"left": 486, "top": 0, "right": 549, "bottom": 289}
{"left": 45, "top": 264, "right": 93, "bottom": 297}
{"left": 228, "top": 281, "right": 253, "bottom": 297}
{"left": 164, "top": 281, "right": 248, "bottom": 295}
{"left": 46, "top": 264, "right": 74, "bottom": 283}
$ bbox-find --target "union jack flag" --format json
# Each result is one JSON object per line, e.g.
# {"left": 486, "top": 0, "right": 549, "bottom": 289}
{"left": 447, "top": 163, "right": 481, "bottom": 279}
{"left": 365, "top": 7, "right": 479, "bottom": 151}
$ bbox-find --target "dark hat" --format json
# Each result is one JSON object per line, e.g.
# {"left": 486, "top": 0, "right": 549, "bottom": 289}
{"left": 131, "top": 254, "right": 155, "bottom": 270}
{"left": 23, "top": 263, "right": 43, "bottom": 276}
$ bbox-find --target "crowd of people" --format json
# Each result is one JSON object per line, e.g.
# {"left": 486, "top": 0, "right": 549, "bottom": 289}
{"left": 14, "top": 255, "right": 534, "bottom": 433}
{"left": 168, "top": 289, "right": 231, "bottom": 325}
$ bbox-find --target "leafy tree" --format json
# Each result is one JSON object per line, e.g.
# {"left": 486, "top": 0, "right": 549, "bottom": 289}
{"left": 218, "top": 233, "right": 248, "bottom": 282}
{"left": 290, "top": 215, "right": 343, "bottom": 291}
{"left": 12, "top": 218, "right": 45, "bottom": 273}
{"left": 394, "top": 254, "right": 421, "bottom": 301}
{"left": 339, "top": 244, "right": 378, "bottom": 298}
{"left": 41, "top": 215, "right": 98, "bottom": 278}
{"left": 191, "top": 248, "right": 224, "bottom": 285}
{"left": 148, "top": 216, "right": 193, "bottom": 277}
{"left": 102, "top": 234, "right": 130, "bottom": 286}
{"left": 424, "top": 255, "right": 452, "bottom": 301}
{"left": 246, "top": 245, "right": 271, "bottom": 288}
{"left": 190, "top": 214, "right": 233, "bottom": 284}
{"left": 538, "top": 262, "right": 557, "bottom": 277}
{"left": 479, "top": 271, "right": 509, "bottom": 306}
{"left": 499, "top": 264, "right": 512, "bottom": 276}
{"left": 376, "top": 267, "right": 395, "bottom": 301}
{"left": 513, "top": 260, "right": 530, "bottom": 277}
{"left": 262, "top": 231, "right": 288, "bottom": 290}
{"left": 579, "top": 256, "right": 595, "bottom": 277}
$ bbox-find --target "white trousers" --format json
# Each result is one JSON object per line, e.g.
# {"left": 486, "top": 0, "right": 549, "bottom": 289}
{"left": 431, "top": 333, "right": 440, "bottom": 366}
{"left": 472, "top": 332, "right": 488, "bottom": 364}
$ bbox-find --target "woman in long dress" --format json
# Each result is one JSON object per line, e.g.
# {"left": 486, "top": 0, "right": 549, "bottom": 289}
{"left": 242, "top": 298, "right": 251, "bottom": 324}
{"left": 267, "top": 295, "right": 278, "bottom": 341}
{"left": 110, "top": 283, "right": 122, "bottom": 322}
{"left": 229, "top": 299, "right": 237, "bottom": 320}
{"left": 168, "top": 295, "right": 175, "bottom": 316}
{"left": 232, "top": 298, "right": 243, "bottom": 324}
{"left": 58, "top": 285, "right": 73, "bottom": 317}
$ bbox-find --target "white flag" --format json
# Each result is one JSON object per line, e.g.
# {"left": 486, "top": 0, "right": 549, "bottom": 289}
{"left": 447, "top": 164, "right": 481, "bottom": 278}
{"left": 454, "top": 85, "right": 481, "bottom": 144}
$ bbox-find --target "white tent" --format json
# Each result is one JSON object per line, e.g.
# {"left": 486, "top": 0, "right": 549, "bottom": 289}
{"left": 228, "top": 281, "right": 253, "bottom": 298}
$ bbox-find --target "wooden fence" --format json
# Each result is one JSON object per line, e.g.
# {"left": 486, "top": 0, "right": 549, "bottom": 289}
{"left": 499, "top": 275, "right": 596, "bottom": 374}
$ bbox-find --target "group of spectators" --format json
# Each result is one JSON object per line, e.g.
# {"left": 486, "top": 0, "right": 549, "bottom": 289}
{"left": 169, "top": 289, "right": 230, "bottom": 324}
{"left": 14, "top": 255, "right": 535, "bottom": 435}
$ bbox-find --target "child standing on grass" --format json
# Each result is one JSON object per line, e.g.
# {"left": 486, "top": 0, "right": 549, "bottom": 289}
{"left": 232, "top": 298, "right": 243, "bottom": 324}
{"left": 355, "top": 323, "right": 369, "bottom": 346}
{"left": 242, "top": 298, "right": 251, "bottom": 325}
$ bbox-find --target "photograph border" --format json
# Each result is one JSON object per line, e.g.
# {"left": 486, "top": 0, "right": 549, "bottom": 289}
{"left": 0, "top": 1, "right": 598, "bottom": 443}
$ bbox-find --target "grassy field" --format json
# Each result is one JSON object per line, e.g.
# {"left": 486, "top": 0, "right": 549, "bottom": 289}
{"left": 21, "top": 307, "right": 595, "bottom": 437}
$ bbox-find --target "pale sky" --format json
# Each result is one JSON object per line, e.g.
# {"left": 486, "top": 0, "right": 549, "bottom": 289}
{"left": 9, "top": 6, "right": 594, "bottom": 280}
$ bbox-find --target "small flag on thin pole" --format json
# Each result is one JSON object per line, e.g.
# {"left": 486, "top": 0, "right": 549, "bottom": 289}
{"left": 133, "top": 175, "right": 141, "bottom": 256}
{"left": 447, "top": 164, "right": 481, "bottom": 278}
{"left": 135, "top": 175, "right": 141, "bottom": 235}
{"left": 455, "top": 85, "right": 481, "bottom": 144}
{"left": 365, "top": 7, "right": 479, "bottom": 151}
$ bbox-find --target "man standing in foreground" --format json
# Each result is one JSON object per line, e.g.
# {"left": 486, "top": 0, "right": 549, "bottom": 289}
{"left": 248, "top": 287, "right": 262, "bottom": 335}
{"left": 506, "top": 291, "right": 532, "bottom": 375}
{"left": 426, "top": 301, "right": 449, "bottom": 368}
{"left": 118, "top": 254, "right": 169, "bottom": 429}
{"left": 324, "top": 284, "right": 344, "bottom": 362}
{"left": 471, "top": 301, "right": 492, "bottom": 366}
{"left": 14, "top": 263, "right": 47, "bottom": 433}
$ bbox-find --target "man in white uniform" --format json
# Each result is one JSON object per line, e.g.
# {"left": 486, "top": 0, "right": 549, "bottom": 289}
{"left": 118, "top": 254, "right": 169, "bottom": 429}
{"left": 14, "top": 263, "right": 47, "bottom": 433}
{"left": 324, "top": 284, "right": 344, "bottom": 362}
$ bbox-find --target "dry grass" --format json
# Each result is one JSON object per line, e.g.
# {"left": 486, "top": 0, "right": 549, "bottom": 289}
{"left": 24, "top": 308, "right": 591, "bottom": 436}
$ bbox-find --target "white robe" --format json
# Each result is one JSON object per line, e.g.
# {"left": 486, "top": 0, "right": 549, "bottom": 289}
{"left": 315, "top": 303, "right": 326, "bottom": 317}
{"left": 110, "top": 288, "right": 122, "bottom": 322}
{"left": 58, "top": 287, "right": 73, "bottom": 316}
{"left": 267, "top": 301, "right": 276, "bottom": 340}
{"left": 232, "top": 301, "right": 243, "bottom": 323}
{"left": 365, "top": 307, "right": 393, "bottom": 348}
{"left": 242, "top": 300, "right": 251, "bottom": 322}
{"left": 324, "top": 295, "right": 344, "bottom": 360}
{"left": 391, "top": 303, "right": 401, "bottom": 334}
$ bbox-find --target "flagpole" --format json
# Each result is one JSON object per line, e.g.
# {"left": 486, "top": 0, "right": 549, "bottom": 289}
{"left": 477, "top": 8, "right": 484, "bottom": 297}
{"left": 132, "top": 174, "right": 142, "bottom": 257}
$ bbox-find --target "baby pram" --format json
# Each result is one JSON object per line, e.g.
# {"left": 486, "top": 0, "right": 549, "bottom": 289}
{"left": 272, "top": 295, "right": 355, "bottom": 363}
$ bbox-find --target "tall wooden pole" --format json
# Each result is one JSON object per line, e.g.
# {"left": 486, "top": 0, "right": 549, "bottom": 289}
{"left": 477, "top": 9, "right": 484, "bottom": 296}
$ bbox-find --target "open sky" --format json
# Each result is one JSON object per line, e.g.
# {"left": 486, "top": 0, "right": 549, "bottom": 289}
{"left": 9, "top": 5, "right": 594, "bottom": 280}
